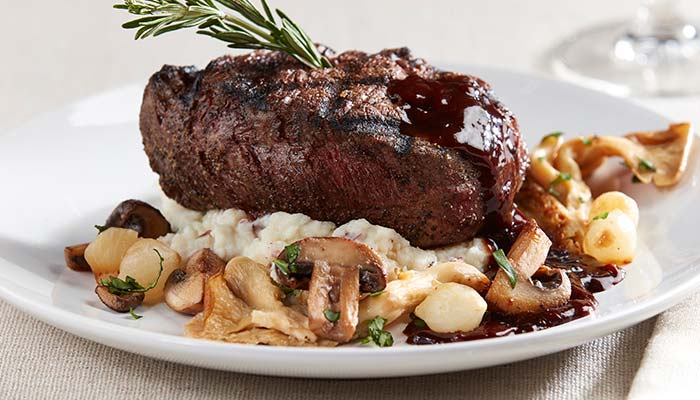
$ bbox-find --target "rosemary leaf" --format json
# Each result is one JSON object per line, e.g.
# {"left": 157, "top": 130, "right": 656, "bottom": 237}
{"left": 114, "top": 0, "right": 331, "bottom": 69}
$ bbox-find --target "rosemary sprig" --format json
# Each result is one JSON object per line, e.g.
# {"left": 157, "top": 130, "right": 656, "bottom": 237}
{"left": 114, "top": 0, "right": 332, "bottom": 69}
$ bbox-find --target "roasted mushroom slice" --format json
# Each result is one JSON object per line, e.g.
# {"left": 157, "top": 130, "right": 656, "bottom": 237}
{"left": 64, "top": 243, "right": 91, "bottom": 272}
{"left": 225, "top": 256, "right": 317, "bottom": 342}
{"left": 164, "top": 248, "right": 225, "bottom": 315}
{"left": 271, "top": 251, "right": 314, "bottom": 291}
{"left": 104, "top": 199, "right": 171, "bottom": 239}
{"left": 187, "top": 257, "right": 317, "bottom": 344}
{"left": 225, "top": 256, "right": 284, "bottom": 311}
{"left": 301, "top": 237, "right": 386, "bottom": 286}
{"left": 185, "top": 248, "right": 227, "bottom": 275}
{"left": 95, "top": 286, "right": 144, "bottom": 313}
{"left": 184, "top": 274, "right": 255, "bottom": 340}
{"left": 623, "top": 123, "right": 694, "bottom": 186}
{"left": 164, "top": 269, "right": 205, "bottom": 315}
{"left": 273, "top": 238, "right": 386, "bottom": 293}
{"left": 486, "top": 224, "right": 572, "bottom": 314}
{"left": 291, "top": 238, "right": 386, "bottom": 343}
{"left": 523, "top": 123, "right": 694, "bottom": 255}
{"left": 516, "top": 179, "right": 585, "bottom": 253}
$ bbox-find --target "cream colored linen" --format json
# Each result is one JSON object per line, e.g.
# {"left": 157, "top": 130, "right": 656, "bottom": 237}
{"left": 627, "top": 292, "right": 700, "bottom": 400}
{"left": 0, "top": 299, "right": 654, "bottom": 400}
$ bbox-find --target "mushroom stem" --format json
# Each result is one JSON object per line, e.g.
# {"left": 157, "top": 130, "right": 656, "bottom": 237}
{"left": 307, "top": 262, "right": 360, "bottom": 343}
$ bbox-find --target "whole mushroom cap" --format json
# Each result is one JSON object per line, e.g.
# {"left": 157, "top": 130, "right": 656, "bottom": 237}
{"left": 277, "top": 237, "right": 387, "bottom": 343}
{"left": 274, "top": 237, "right": 387, "bottom": 293}
{"left": 105, "top": 199, "right": 171, "bottom": 239}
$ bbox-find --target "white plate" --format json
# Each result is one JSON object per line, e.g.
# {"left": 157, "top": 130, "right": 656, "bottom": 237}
{"left": 1, "top": 66, "right": 699, "bottom": 378}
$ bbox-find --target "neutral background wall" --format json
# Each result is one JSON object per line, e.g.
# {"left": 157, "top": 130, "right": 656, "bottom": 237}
{"left": 5, "top": 0, "right": 699, "bottom": 131}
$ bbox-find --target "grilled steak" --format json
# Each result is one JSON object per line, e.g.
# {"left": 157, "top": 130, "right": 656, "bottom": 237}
{"left": 140, "top": 47, "right": 528, "bottom": 248}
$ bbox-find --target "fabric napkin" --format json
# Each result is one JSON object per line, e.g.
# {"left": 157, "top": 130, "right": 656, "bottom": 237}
{"left": 627, "top": 292, "right": 700, "bottom": 399}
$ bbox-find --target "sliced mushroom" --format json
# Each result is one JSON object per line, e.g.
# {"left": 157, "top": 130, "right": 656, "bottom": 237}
{"left": 164, "top": 269, "right": 205, "bottom": 315}
{"left": 184, "top": 273, "right": 254, "bottom": 339}
{"left": 164, "top": 248, "right": 225, "bottom": 315}
{"left": 95, "top": 286, "right": 144, "bottom": 313}
{"left": 208, "top": 328, "right": 316, "bottom": 346}
{"left": 485, "top": 224, "right": 572, "bottom": 314}
{"left": 224, "top": 256, "right": 282, "bottom": 311}
{"left": 573, "top": 123, "right": 693, "bottom": 186}
{"left": 185, "top": 248, "right": 226, "bottom": 275}
{"left": 186, "top": 259, "right": 317, "bottom": 344}
{"left": 64, "top": 243, "right": 91, "bottom": 272}
{"left": 224, "top": 257, "right": 316, "bottom": 342}
{"left": 273, "top": 261, "right": 314, "bottom": 291}
{"left": 291, "top": 237, "right": 386, "bottom": 343}
{"left": 516, "top": 179, "right": 586, "bottom": 253}
{"left": 104, "top": 199, "right": 171, "bottom": 239}
{"left": 428, "top": 262, "right": 491, "bottom": 293}
{"left": 523, "top": 123, "right": 693, "bottom": 254}
{"left": 276, "top": 237, "right": 387, "bottom": 292}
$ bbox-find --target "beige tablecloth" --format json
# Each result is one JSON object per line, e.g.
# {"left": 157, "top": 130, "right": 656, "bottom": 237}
{"left": 2, "top": 1, "right": 700, "bottom": 399}
{"left": 0, "top": 300, "right": 657, "bottom": 399}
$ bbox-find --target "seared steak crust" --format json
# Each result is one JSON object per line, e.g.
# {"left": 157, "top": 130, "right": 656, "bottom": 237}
{"left": 140, "top": 48, "right": 527, "bottom": 247}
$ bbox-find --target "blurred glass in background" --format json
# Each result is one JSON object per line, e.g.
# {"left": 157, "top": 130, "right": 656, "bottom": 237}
{"left": 550, "top": 0, "right": 700, "bottom": 96}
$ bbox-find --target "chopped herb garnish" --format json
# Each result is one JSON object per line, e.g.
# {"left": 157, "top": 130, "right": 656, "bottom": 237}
{"left": 272, "top": 243, "right": 301, "bottom": 275}
{"left": 361, "top": 316, "right": 394, "bottom": 347}
{"left": 95, "top": 224, "right": 109, "bottom": 233}
{"left": 100, "top": 249, "right": 164, "bottom": 295}
{"left": 548, "top": 172, "right": 572, "bottom": 196}
{"left": 493, "top": 249, "right": 518, "bottom": 289}
{"left": 272, "top": 259, "right": 290, "bottom": 275}
{"left": 323, "top": 309, "right": 340, "bottom": 322}
{"left": 368, "top": 290, "right": 385, "bottom": 297}
{"left": 592, "top": 212, "right": 609, "bottom": 220}
{"left": 280, "top": 285, "right": 301, "bottom": 297}
{"left": 578, "top": 196, "right": 587, "bottom": 204}
{"left": 129, "top": 308, "right": 143, "bottom": 320}
{"left": 581, "top": 137, "right": 592, "bottom": 145}
{"left": 541, "top": 131, "right": 563, "bottom": 142}
{"left": 284, "top": 244, "right": 300, "bottom": 268}
{"left": 537, "top": 156, "right": 545, "bottom": 162}
{"left": 409, "top": 312, "right": 427, "bottom": 329}
{"left": 632, "top": 175, "right": 642, "bottom": 184}
{"left": 639, "top": 159, "right": 657, "bottom": 172}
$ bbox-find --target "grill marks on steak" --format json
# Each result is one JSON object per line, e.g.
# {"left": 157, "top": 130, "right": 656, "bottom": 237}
{"left": 140, "top": 48, "right": 528, "bottom": 248}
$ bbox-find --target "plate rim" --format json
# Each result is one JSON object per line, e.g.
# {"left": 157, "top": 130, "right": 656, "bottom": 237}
{"left": 1, "top": 65, "right": 699, "bottom": 377}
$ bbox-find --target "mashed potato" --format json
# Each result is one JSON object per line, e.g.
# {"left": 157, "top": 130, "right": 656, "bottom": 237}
{"left": 159, "top": 196, "right": 491, "bottom": 278}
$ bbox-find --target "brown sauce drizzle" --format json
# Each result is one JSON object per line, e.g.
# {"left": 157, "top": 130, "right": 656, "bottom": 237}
{"left": 404, "top": 249, "right": 624, "bottom": 344}
{"left": 389, "top": 74, "right": 626, "bottom": 344}
{"left": 483, "top": 207, "right": 531, "bottom": 251}
{"left": 388, "top": 74, "right": 520, "bottom": 221}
